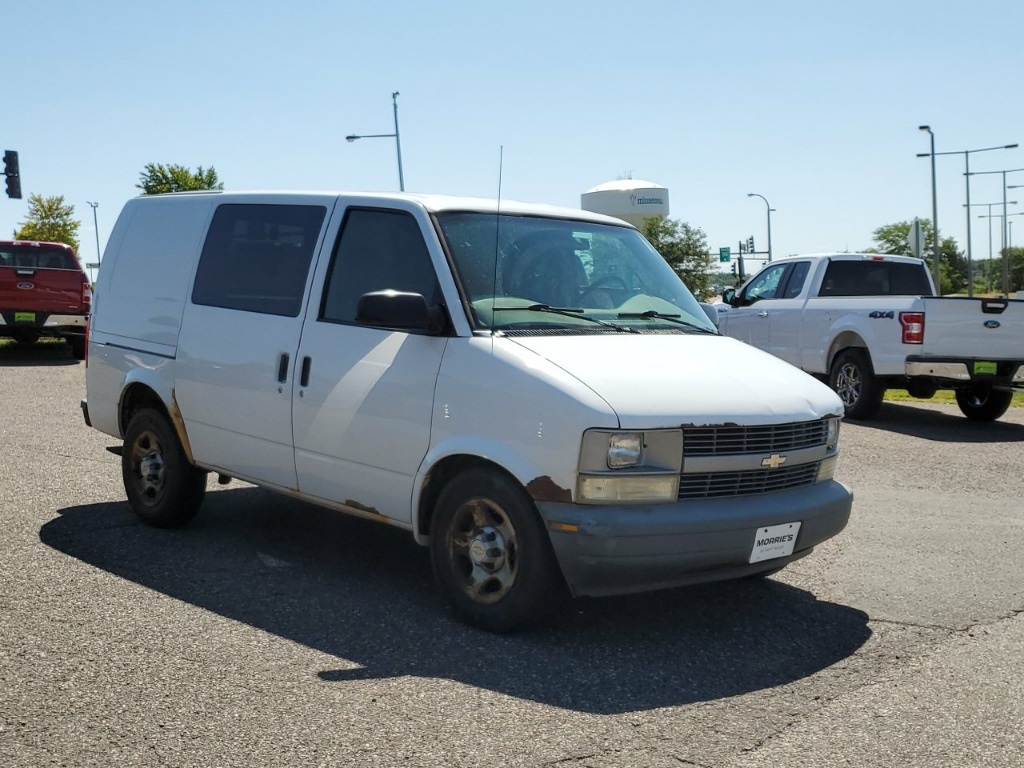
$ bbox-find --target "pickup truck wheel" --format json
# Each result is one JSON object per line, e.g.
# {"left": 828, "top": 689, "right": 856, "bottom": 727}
{"left": 68, "top": 335, "right": 86, "bottom": 360}
{"left": 830, "top": 349, "right": 884, "bottom": 420}
{"left": 430, "top": 468, "right": 564, "bottom": 632}
{"left": 122, "top": 408, "right": 206, "bottom": 527}
{"left": 955, "top": 387, "right": 1013, "bottom": 421}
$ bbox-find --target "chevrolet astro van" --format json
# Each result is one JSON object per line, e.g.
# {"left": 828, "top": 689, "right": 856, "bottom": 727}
{"left": 83, "top": 191, "right": 853, "bottom": 631}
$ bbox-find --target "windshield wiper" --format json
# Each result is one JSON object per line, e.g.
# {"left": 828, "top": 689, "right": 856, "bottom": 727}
{"left": 617, "top": 310, "right": 717, "bottom": 334}
{"left": 493, "top": 304, "right": 638, "bottom": 333}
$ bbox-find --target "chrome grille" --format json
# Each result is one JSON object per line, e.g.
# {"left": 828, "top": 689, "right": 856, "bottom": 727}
{"left": 684, "top": 419, "right": 829, "bottom": 457}
{"left": 678, "top": 463, "right": 821, "bottom": 499}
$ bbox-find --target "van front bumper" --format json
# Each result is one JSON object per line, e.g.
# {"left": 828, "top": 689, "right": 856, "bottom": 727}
{"left": 537, "top": 480, "right": 852, "bottom": 598}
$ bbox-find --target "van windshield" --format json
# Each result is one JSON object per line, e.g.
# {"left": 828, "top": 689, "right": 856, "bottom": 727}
{"left": 435, "top": 213, "right": 717, "bottom": 334}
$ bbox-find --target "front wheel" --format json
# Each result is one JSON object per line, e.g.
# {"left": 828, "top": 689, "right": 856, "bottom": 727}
{"left": 122, "top": 407, "right": 207, "bottom": 527}
{"left": 955, "top": 387, "right": 1013, "bottom": 421}
{"left": 829, "top": 349, "right": 884, "bottom": 420}
{"left": 429, "top": 468, "right": 565, "bottom": 632}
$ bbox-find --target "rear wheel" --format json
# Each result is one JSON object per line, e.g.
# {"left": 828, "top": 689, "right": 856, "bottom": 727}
{"left": 429, "top": 468, "right": 565, "bottom": 632}
{"left": 955, "top": 387, "right": 1013, "bottom": 421}
{"left": 829, "top": 349, "right": 884, "bottom": 420}
{"left": 122, "top": 408, "right": 206, "bottom": 527}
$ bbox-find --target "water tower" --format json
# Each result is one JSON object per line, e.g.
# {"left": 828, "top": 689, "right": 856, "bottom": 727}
{"left": 580, "top": 179, "right": 669, "bottom": 228}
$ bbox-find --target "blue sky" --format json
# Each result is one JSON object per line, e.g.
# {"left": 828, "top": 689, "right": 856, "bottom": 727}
{"left": 5, "top": 0, "right": 1024, "bottom": 275}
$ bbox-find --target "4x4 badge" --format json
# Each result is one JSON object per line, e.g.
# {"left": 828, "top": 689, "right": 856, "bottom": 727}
{"left": 761, "top": 453, "right": 787, "bottom": 469}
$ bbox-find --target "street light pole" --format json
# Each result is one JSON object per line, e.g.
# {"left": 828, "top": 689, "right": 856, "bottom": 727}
{"left": 918, "top": 126, "right": 940, "bottom": 290}
{"left": 86, "top": 201, "right": 100, "bottom": 279}
{"left": 746, "top": 193, "right": 774, "bottom": 262}
{"left": 968, "top": 168, "right": 1024, "bottom": 295}
{"left": 968, "top": 201, "right": 1018, "bottom": 292}
{"left": 916, "top": 135, "right": 1017, "bottom": 296}
{"left": 345, "top": 91, "right": 405, "bottom": 191}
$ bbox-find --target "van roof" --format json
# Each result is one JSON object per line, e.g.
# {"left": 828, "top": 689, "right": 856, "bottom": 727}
{"left": 132, "top": 190, "right": 634, "bottom": 228}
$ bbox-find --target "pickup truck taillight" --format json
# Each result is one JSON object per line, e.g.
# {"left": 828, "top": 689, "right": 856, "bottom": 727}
{"left": 82, "top": 281, "right": 93, "bottom": 306}
{"left": 900, "top": 311, "right": 925, "bottom": 344}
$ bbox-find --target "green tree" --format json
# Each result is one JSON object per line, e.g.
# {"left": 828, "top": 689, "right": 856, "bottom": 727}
{"left": 136, "top": 163, "right": 224, "bottom": 195}
{"left": 640, "top": 216, "right": 714, "bottom": 298}
{"left": 1005, "top": 246, "right": 1024, "bottom": 294}
{"left": 868, "top": 220, "right": 968, "bottom": 294}
{"left": 14, "top": 194, "right": 81, "bottom": 252}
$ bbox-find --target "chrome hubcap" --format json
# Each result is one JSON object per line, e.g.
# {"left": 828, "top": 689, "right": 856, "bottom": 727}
{"left": 132, "top": 429, "right": 165, "bottom": 504}
{"left": 448, "top": 498, "right": 518, "bottom": 604}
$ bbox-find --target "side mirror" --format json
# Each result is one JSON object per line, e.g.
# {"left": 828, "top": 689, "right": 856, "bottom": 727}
{"left": 721, "top": 287, "right": 737, "bottom": 307}
{"left": 698, "top": 302, "right": 720, "bottom": 328}
{"left": 355, "top": 290, "right": 445, "bottom": 334}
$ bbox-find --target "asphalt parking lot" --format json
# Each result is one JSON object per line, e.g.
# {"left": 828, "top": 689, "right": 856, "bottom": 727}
{"left": 2, "top": 343, "right": 1022, "bottom": 767}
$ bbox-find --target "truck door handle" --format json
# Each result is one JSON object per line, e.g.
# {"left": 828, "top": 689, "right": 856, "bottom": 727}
{"left": 758, "top": 311, "right": 768, "bottom": 317}
{"left": 300, "top": 356, "right": 312, "bottom": 387}
{"left": 277, "top": 353, "right": 290, "bottom": 383}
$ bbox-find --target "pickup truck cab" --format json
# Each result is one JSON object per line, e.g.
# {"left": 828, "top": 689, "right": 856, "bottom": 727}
{"left": 0, "top": 240, "right": 91, "bottom": 358}
{"left": 717, "top": 253, "right": 1024, "bottom": 421}
{"left": 84, "top": 191, "right": 852, "bottom": 631}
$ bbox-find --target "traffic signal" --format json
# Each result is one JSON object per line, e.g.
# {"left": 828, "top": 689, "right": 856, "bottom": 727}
{"left": 747, "top": 236, "right": 755, "bottom": 254}
{"left": 3, "top": 150, "right": 21, "bottom": 199}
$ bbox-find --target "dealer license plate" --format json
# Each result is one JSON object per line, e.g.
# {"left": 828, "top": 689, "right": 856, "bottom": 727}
{"left": 973, "top": 361, "right": 997, "bottom": 376}
{"left": 14, "top": 311, "right": 36, "bottom": 323}
{"left": 749, "top": 521, "right": 801, "bottom": 563}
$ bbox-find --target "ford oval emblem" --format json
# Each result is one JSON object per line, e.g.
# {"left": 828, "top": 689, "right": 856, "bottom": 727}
{"left": 984, "top": 320, "right": 1001, "bottom": 329}
{"left": 16, "top": 282, "right": 34, "bottom": 290}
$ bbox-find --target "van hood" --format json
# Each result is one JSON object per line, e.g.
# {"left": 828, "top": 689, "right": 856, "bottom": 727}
{"left": 505, "top": 333, "right": 843, "bottom": 428}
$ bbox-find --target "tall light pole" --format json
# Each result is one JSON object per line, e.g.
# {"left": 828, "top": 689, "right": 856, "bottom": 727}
{"left": 969, "top": 201, "right": 1018, "bottom": 292}
{"left": 916, "top": 134, "right": 1017, "bottom": 296}
{"left": 86, "top": 201, "right": 101, "bottom": 280}
{"left": 968, "top": 167, "right": 1024, "bottom": 296}
{"left": 918, "top": 127, "right": 940, "bottom": 290}
{"left": 979, "top": 211, "right": 1024, "bottom": 293}
{"left": 746, "top": 193, "right": 774, "bottom": 262}
{"left": 345, "top": 91, "right": 405, "bottom": 191}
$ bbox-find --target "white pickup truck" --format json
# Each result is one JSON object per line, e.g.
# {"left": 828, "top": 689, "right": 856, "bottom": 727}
{"left": 716, "top": 253, "right": 1024, "bottom": 421}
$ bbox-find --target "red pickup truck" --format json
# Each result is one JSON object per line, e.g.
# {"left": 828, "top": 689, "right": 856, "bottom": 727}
{"left": 0, "top": 240, "right": 91, "bottom": 359}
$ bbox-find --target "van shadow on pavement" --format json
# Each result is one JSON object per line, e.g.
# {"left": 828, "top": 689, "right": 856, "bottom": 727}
{"left": 0, "top": 341, "right": 80, "bottom": 366}
{"left": 42, "top": 487, "right": 871, "bottom": 714}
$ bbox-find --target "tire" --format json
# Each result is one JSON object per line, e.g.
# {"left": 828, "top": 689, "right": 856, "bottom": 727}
{"left": 829, "top": 349, "right": 884, "bottom": 420}
{"left": 122, "top": 407, "right": 207, "bottom": 527}
{"left": 68, "top": 335, "right": 86, "bottom": 360}
{"left": 429, "top": 468, "right": 565, "bottom": 632}
{"left": 955, "top": 387, "right": 1013, "bottom": 421}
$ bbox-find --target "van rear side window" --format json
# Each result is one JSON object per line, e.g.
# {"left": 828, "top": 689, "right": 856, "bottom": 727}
{"left": 191, "top": 204, "right": 326, "bottom": 317}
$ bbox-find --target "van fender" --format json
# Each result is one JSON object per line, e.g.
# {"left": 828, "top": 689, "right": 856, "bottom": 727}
{"left": 117, "top": 367, "right": 196, "bottom": 464}
{"left": 410, "top": 436, "right": 575, "bottom": 546}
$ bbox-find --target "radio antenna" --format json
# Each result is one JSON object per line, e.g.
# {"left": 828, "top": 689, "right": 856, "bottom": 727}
{"left": 490, "top": 146, "right": 504, "bottom": 335}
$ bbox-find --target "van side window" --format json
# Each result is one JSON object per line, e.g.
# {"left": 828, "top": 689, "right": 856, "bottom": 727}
{"left": 320, "top": 208, "right": 441, "bottom": 324}
{"left": 192, "top": 204, "right": 327, "bottom": 317}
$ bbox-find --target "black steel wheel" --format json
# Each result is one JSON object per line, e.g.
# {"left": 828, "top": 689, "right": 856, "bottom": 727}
{"left": 430, "top": 468, "right": 565, "bottom": 632}
{"left": 829, "top": 349, "right": 884, "bottom": 420}
{"left": 122, "top": 407, "right": 206, "bottom": 527}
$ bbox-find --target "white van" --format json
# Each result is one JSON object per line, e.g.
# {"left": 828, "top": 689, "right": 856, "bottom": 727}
{"left": 83, "top": 191, "right": 852, "bottom": 631}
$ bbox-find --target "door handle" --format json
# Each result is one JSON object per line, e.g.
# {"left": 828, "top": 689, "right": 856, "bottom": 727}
{"left": 758, "top": 311, "right": 768, "bottom": 317}
{"left": 300, "top": 356, "right": 312, "bottom": 387}
{"left": 277, "top": 353, "right": 290, "bottom": 383}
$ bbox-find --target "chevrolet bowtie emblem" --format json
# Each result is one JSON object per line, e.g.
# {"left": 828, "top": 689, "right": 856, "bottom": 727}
{"left": 761, "top": 453, "right": 787, "bottom": 469}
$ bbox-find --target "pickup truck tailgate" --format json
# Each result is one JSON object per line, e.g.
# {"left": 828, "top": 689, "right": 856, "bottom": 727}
{"left": 920, "top": 297, "right": 1024, "bottom": 359}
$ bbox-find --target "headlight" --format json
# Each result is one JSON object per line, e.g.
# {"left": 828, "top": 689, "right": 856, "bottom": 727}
{"left": 607, "top": 432, "right": 642, "bottom": 468}
{"left": 578, "top": 474, "right": 678, "bottom": 503}
{"left": 577, "top": 429, "right": 683, "bottom": 504}
{"left": 826, "top": 417, "right": 841, "bottom": 451}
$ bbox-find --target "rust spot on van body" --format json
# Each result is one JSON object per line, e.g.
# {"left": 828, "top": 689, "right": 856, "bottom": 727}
{"left": 344, "top": 499, "right": 383, "bottom": 516}
{"left": 526, "top": 476, "right": 571, "bottom": 503}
